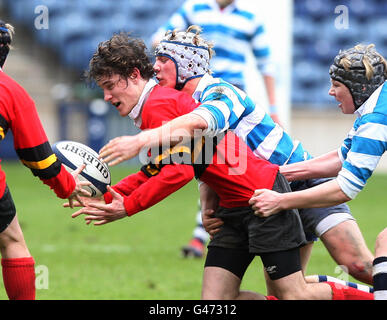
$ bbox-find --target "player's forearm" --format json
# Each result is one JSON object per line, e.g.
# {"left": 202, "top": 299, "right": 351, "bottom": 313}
{"left": 280, "top": 179, "right": 350, "bottom": 210}
{"left": 199, "top": 182, "right": 219, "bottom": 212}
{"left": 263, "top": 75, "right": 276, "bottom": 106}
{"left": 280, "top": 150, "right": 342, "bottom": 181}
{"left": 138, "top": 113, "right": 208, "bottom": 150}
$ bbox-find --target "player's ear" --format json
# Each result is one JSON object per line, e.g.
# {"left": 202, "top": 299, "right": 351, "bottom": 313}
{"left": 130, "top": 68, "right": 141, "bottom": 81}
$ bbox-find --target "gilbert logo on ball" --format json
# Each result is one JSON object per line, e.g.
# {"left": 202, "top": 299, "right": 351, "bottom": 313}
{"left": 52, "top": 141, "right": 111, "bottom": 197}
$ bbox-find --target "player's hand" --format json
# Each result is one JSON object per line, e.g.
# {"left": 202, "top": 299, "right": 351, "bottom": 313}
{"left": 63, "top": 195, "right": 103, "bottom": 209}
{"left": 99, "top": 135, "right": 142, "bottom": 166}
{"left": 248, "top": 189, "right": 283, "bottom": 217}
{"left": 202, "top": 209, "right": 223, "bottom": 239}
{"left": 68, "top": 164, "right": 92, "bottom": 208}
{"left": 71, "top": 186, "right": 127, "bottom": 225}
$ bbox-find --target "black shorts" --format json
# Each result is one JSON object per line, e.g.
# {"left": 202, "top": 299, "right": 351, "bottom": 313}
{"left": 208, "top": 173, "right": 306, "bottom": 253}
{"left": 206, "top": 173, "right": 306, "bottom": 280}
{"left": 205, "top": 246, "right": 302, "bottom": 281}
{"left": 0, "top": 185, "right": 16, "bottom": 233}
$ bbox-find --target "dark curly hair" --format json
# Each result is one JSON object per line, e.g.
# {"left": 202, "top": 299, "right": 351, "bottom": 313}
{"left": 86, "top": 32, "right": 154, "bottom": 83}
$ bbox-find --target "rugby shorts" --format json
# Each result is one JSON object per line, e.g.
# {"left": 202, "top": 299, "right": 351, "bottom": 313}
{"left": 206, "top": 173, "right": 306, "bottom": 280}
{"left": 0, "top": 185, "right": 16, "bottom": 233}
{"left": 290, "top": 178, "right": 354, "bottom": 241}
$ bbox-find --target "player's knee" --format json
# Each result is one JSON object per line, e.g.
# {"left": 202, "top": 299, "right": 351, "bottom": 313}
{"left": 201, "top": 287, "right": 239, "bottom": 300}
{"left": 0, "top": 224, "right": 25, "bottom": 249}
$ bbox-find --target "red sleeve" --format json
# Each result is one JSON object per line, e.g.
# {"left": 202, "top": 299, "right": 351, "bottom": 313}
{"left": 41, "top": 165, "right": 76, "bottom": 199}
{"left": 103, "top": 170, "right": 149, "bottom": 203}
{"left": 104, "top": 164, "right": 194, "bottom": 216}
{"left": 0, "top": 73, "right": 75, "bottom": 198}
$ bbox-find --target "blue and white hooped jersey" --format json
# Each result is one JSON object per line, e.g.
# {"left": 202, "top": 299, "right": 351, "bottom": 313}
{"left": 190, "top": 74, "right": 311, "bottom": 165}
{"left": 337, "top": 81, "right": 387, "bottom": 199}
{"left": 152, "top": 0, "right": 275, "bottom": 89}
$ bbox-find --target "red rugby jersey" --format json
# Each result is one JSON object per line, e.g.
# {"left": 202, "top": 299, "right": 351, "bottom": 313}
{"left": 0, "top": 70, "right": 75, "bottom": 198}
{"left": 104, "top": 83, "right": 278, "bottom": 216}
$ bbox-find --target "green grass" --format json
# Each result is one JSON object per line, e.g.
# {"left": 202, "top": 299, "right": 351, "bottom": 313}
{"left": 0, "top": 161, "right": 385, "bottom": 299}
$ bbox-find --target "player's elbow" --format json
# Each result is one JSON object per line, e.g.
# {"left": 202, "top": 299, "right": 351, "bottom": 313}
{"left": 188, "top": 114, "right": 208, "bottom": 133}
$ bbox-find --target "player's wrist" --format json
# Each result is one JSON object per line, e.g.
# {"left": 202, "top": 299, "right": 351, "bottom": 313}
{"left": 269, "top": 105, "right": 278, "bottom": 114}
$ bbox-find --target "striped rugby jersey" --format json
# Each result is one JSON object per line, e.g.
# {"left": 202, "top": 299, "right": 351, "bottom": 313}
{"left": 152, "top": 0, "right": 274, "bottom": 89}
{"left": 337, "top": 81, "right": 387, "bottom": 199}
{"left": 190, "top": 74, "right": 312, "bottom": 165}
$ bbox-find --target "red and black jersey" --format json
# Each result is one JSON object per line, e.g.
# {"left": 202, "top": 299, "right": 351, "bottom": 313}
{"left": 104, "top": 83, "right": 279, "bottom": 216}
{"left": 0, "top": 70, "right": 75, "bottom": 198}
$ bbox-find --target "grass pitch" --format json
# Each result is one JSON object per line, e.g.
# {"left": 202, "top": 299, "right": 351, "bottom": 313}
{"left": 0, "top": 161, "right": 385, "bottom": 300}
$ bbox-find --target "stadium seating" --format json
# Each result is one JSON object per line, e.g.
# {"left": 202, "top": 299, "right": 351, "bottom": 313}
{"left": 2, "top": 0, "right": 387, "bottom": 108}
{"left": 292, "top": 0, "right": 387, "bottom": 107}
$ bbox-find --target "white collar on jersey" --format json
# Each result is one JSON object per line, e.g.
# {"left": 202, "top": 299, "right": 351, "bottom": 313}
{"left": 192, "top": 73, "right": 214, "bottom": 102}
{"left": 129, "top": 78, "right": 157, "bottom": 127}
{"left": 354, "top": 81, "right": 386, "bottom": 118}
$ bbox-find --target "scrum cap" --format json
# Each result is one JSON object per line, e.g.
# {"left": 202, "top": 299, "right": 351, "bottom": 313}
{"left": 155, "top": 25, "right": 212, "bottom": 89}
{"left": 329, "top": 44, "right": 387, "bottom": 109}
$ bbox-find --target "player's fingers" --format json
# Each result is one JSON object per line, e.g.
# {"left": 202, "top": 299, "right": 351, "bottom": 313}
{"left": 68, "top": 198, "right": 74, "bottom": 209}
{"left": 100, "top": 152, "right": 118, "bottom": 164}
{"left": 106, "top": 186, "right": 121, "bottom": 198}
{"left": 84, "top": 215, "right": 103, "bottom": 221}
{"left": 99, "top": 148, "right": 113, "bottom": 160}
{"left": 71, "top": 208, "right": 103, "bottom": 218}
{"left": 209, "top": 228, "right": 220, "bottom": 236}
{"left": 99, "top": 140, "right": 119, "bottom": 158}
{"left": 88, "top": 202, "right": 110, "bottom": 211}
{"left": 77, "top": 186, "right": 92, "bottom": 197}
{"left": 79, "top": 181, "right": 92, "bottom": 187}
{"left": 71, "top": 210, "right": 83, "bottom": 218}
{"left": 93, "top": 219, "right": 109, "bottom": 226}
{"left": 63, "top": 201, "right": 82, "bottom": 208}
{"left": 209, "top": 220, "right": 223, "bottom": 228}
{"left": 73, "top": 163, "right": 86, "bottom": 175}
{"left": 108, "top": 157, "right": 123, "bottom": 167}
{"left": 84, "top": 216, "right": 109, "bottom": 226}
{"left": 75, "top": 195, "right": 86, "bottom": 207}
{"left": 204, "top": 218, "right": 223, "bottom": 226}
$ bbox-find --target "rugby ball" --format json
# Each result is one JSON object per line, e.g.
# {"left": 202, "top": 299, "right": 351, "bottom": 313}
{"left": 52, "top": 140, "right": 111, "bottom": 197}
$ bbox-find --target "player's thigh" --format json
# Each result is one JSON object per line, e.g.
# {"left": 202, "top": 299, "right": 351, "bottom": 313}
{"left": 375, "top": 228, "right": 387, "bottom": 257}
{"left": 299, "top": 242, "right": 314, "bottom": 272}
{"left": 320, "top": 219, "right": 374, "bottom": 285}
{"left": 320, "top": 219, "right": 373, "bottom": 264}
{"left": 202, "top": 246, "right": 254, "bottom": 299}
{"left": 0, "top": 185, "right": 17, "bottom": 235}
{"left": 202, "top": 266, "right": 242, "bottom": 300}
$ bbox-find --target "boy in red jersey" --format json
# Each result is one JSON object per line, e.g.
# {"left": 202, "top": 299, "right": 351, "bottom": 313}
{"left": 0, "top": 21, "right": 89, "bottom": 300}
{"left": 70, "top": 33, "right": 373, "bottom": 300}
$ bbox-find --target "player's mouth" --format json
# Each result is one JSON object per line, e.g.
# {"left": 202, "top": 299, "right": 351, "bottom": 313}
{"left": 112, "top": 102, "right": 121, "bottom": 108}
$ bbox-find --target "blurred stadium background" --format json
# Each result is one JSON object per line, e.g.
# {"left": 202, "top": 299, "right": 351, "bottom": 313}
{"left": 0, "top": 0, "right": 386, "bottom": 169}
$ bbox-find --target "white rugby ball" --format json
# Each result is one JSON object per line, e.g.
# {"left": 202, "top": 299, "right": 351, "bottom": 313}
{"left": 52, "top": 140, "right": 111, "bottom": 197}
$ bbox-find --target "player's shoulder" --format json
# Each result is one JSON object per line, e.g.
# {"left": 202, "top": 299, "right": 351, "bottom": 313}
{"left": 149, "top": 84, "right": 197, "bottom": 111}
{"left": 151, "top": 84, "right": 190, "bottom": 100}
{"left": 234, "top": 1, "right": 265, "bottom": 22}
{"left": 180, "top": 0, "right": 208, "bottom": 11}
{"left": 0, "top": 71, "right": 20, "bottom": 89}
{"left": 0, "top": 71, "right": 31, "bottom": 100}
